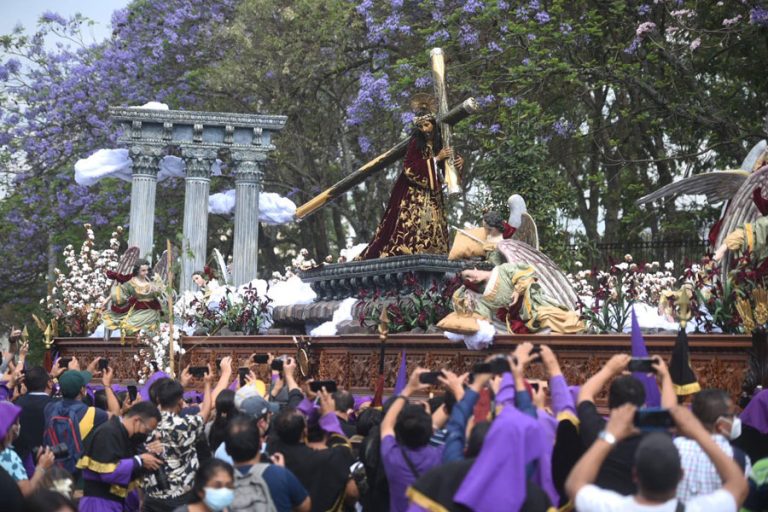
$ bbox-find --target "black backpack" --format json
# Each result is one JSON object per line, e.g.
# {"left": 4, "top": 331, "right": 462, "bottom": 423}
{"left": 357, "top": 426, "right": 390, "bottom": 512}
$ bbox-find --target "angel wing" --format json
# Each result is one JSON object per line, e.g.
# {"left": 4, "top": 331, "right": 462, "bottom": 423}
{"left": 512, "top": 212, "right": 539, "bottom": 250}
{"left": 715, "top": 165, "right": 768, "bottom": 248}
{"left": 213, "top": 248, "right": 230, "bottom": 285}
{"left": 153, "top": 245, "right": 179, "bottom": 283}
{"left": 636, "top": 171, "right": 749, "bottom": 206}
{"left": 116, "top": 246, "right": 140, "bottom": 276}
{"left": 495, "top": 239, "right": 578, "bottom": 308}
{"left": 742, "top": 140, "right": 767, "bottom": 171}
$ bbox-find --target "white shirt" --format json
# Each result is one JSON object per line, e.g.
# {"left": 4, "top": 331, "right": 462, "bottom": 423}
{"left": 575, "top": 485, "right": 736, "bottom": 512}
{"left": 674, "top": 434, "right": 751, "bottom": 502}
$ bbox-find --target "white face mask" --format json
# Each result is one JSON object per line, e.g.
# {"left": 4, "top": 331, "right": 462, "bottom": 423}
{"left": 720, "top": 416, "right": 742, "bottom": 440}
{"left": 203, "top": 487, "right": 234, "bottom": 511}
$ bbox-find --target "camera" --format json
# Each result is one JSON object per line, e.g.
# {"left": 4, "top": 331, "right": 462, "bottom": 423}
{"left": 35, "top": 443, "right": 69, "bottom": 459}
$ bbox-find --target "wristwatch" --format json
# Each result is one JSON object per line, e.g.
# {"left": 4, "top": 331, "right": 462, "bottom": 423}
{"left": 598, "top": 430, "right": 617, "bottom": 446}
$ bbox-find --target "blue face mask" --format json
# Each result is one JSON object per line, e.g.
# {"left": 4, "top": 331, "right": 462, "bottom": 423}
{"left": 203, "top": 487, "right": 235, "bottom": 511}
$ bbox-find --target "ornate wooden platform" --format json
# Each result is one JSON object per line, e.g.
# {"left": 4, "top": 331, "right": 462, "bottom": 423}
{"left": 54, "top": 333, "right": 751, "bottom": 402}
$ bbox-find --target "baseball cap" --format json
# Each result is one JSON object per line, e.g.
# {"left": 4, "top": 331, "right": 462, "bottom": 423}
{"left": 239, "top": 395, "right": 279, "bottom": 419}
{"left": 59, "top": 370, "right": 93, "bottom": 398}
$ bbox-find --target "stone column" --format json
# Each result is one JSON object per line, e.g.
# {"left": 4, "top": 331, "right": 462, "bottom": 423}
{"left": 127, "top": 144, "right": 163, "bottom": 258}
{"left": 231, "top": 150, "right": 265, "bottom": 286}
{"left": 180, "top": 146, "right": 216, "bottom": 292}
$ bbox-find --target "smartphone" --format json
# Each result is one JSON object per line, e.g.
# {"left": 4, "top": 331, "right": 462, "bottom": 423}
{"left": 271, "top": 359, "right": 284, "bottom": 372}
{"left": 238, "top": 367, "right": 249, "bottom": 387}
{"left": 628, "top": 358, "right": 656, "bottom": 373}
{"left": 188, "top": 366, "right": 209, "bottom": 378}
{"left": 58, "top": 357, "right": 72, "bottom": 369}
{"left": 473, "top": 357, "right": 511, "bottom": 375}
{"left": 634, "top": 408, "right": 674, "bottom": 431}
{"left": 309, "top": 380, "right": 338, "bottom": 393}
{"left": 253, "top": 354, "right": 269, "bottom": 364}
{"left": 98, "top": 358, "right": 109, "bottom": 371}
{"left": 127, "top": 385, "right": 138, "bottom": 402}
{"left": 529, "top": 346, "right": 542, "bottom": 363}
{"left": 418, "top": 371, "right": 444, "bottom": 385}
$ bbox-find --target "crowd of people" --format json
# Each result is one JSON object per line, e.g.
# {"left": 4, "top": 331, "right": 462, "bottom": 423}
{"left": 0, "top": 334, "right": 767, "bottom": 512}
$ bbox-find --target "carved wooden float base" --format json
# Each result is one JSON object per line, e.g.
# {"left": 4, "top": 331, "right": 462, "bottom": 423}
{"left": 54, "top": 333, "right": 751, "bottom": 404}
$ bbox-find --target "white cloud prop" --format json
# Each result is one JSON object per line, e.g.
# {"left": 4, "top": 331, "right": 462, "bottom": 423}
{"left": 267, "top": 276, "right": 316, "bottom": 306}
{"left": 133, "top": 101, "right": 170, "bottom": 110}
{"left": 208, "top": 190, "right": 296, "bottom": 225}
{"left": 309, "top": 297, "right": 357, "bottom": 337}
{"left": 74, "top": 149, "right": 222, "bottom": 187}
{"left": 443, "top": 320, "right": 496, "bottom": 350}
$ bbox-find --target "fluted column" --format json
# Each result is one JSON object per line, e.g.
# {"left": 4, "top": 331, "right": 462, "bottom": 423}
{"left": 180, "top": 146, "right": 216, "bottom": 292}
{"left": 231, "top": 150, "right": 265, "bottom": 286}
{"left": 127, "top": 144, "right": 163, "bottom": 258}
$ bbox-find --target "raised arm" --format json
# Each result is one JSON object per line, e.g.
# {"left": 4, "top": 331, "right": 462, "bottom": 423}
{"left": 212, "top": 356, "right": 233, "bottom": 403}
{"left": 380, "top": 367, "right": 430, "bottom": 439}
{"left": 578, "top": 354, "right": 631, "bottom": 404}
{"left": 197, "top": 366, "right": 214, "bottom": 421}
{"left": 101, "top": 366, "right": 121, "bottom": 417}
{"left": 651, "top": 355, "right": 677, "bottom": 409}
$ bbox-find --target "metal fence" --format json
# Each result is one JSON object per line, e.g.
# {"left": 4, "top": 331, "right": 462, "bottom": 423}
{"left": 563, "top": 238, "right": 710, "bottom": 273}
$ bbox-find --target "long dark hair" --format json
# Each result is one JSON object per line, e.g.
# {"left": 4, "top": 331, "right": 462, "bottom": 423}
{"left": 411, "top": 115, "right": 443, "bottom": 158}
{"left": 190, "top": 459, "right": 234, "bottom": 503}
{"left": 208, "top": 389, "right": 237, "bottom": 451}
{"left": 132, "top": 258, "right": 153, "bottom": 278}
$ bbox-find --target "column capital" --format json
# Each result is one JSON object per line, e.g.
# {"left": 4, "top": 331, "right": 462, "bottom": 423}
{"left": 181, "top": 146, "right": 217, "bottom": 179}
{"left": 231, "top": 149, "right": 266, "bottom": 183}
{"left": 129, "top": 143, "right": 164, "bottom": 177}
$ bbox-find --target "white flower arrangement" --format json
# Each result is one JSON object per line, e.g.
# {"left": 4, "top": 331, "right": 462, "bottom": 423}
{"left": 45, "top": 225, "right": 123, "bottom": 336}
{"left": 135, "top": 322, "right": 185, "bottom": 382}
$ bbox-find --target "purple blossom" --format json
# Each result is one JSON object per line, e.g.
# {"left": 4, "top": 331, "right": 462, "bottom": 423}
{"left": 560, "top": 23, "right": 572, "bottom": 35}
{"left": 345, "top": 71, "right": 396, "bottom": 126}
{"left": 489, "top": 124, "right": 501, "bottom": 134}
{"left": 427, "top": 28, "right": 450, "bottom": 45}
{"left": 497, "top": 0, "right": 509, "bottom": 10}
{"left": 358, "top": 135, "right": 372, "bottom": 153}
{"left": 463, "top": 0, "right": 484, "bottom": 14}
{"left": 477, "top": 94, "right": 496, "bottom": 107}
{"left": 400, "top": 111, "right": 415, "bottom": 126}
{"left": 638, "top": 4, "right": 650, "bottom": 15}
{"left": 459, "top": 24, "right": 479, "bottom": 47}
{"left": 527, "top": 33, "right": 536, "bottom": 41}
{"left": 4, "top": 58, "right": 21, "bottom": 74}
{"left": 624, "top": 37, "right": 641, "bottom": 55}
{"left": 534, "top": 11, "right": 551, "bottom": 24}
{"left": 487, "top": 41, "right": 502, "bottom": 52}
{"left": 502, "top": 96, "right": 518, "bottom": 107}
{"left": 522, "top": 58, "right": 531, "bottom": 65}
{"left": 415, "top": 76, "right": 432, "bottom": 88}
{"left": 40, "top": 11, "right": 67, "bottom": 25}
{"left": 750, "top": 8, "right": 768, "bottom": 26}
{"left": 553, "top": 120, "right": 574, "bottom": 137}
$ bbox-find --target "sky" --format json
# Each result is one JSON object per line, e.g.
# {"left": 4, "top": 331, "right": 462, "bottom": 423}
{"left": 0, "top": 0, "right": 129, "bottom": 44}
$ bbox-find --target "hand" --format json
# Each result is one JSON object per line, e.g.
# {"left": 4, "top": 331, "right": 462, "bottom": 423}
{"left": 202, "top": 365, "right": 214, "bottom": 385}
{"left": 437, "top": 369, "right": 467, "bottom": 397}
{"left": 18, "top": 341, "right": 29, "bottom": 360}
{"left": 490, "top": 374, "right": 503, "bottom": 395}
{"left": 50, "top": 365, "right": 66, "bottom": 378}
{"left": 218, "top": 356, "right": 232, "bottom": 374}
{"left": 145, "top": 439, "right": 163, "bottom": 455}
{"left": 511, "top": 342, "right": 535, "bottom": 374}
{"left": 101, "top": 366, "right": 114, "bottom": 387}
{"left": 36, "top": 447, "right": 55, "bottom": 470}
{"left": 86, "top": 357, "right": 102, "bottom": 374}
{"left": 670, "top": 405, "right": 709, "bottom": 440}
{"left": 436, "top": 147, "right": 454, "bottom": 162}
{"left": 540, "top": 345, "right": 561, "bottom": 376}
{"left": 318, "top": 387, "right": 335, "bottom": 417}
{"left": 270, "top": 452, "right": 285, "bottom": 467}
{"left": 244, "top": 370, "right": 258, "bottom": 388}
{"left": 604, "top": 403, "right": 639, "bottom": 442}
{"left": 651, "top": 355, "right": 670, "bottom": 379}
{"left": 140, "top": 453, "right": 163, "bottom": 471}
{"left": 403, "top": 367, "right": 431, "bottom": 396}
{"left": 284, "top": 357, "right": 297, "bottom": 378}
{"left": 180, "top": 366, "right": 193, "bottom": 388}
{"left": 68, "top": 357, "right": 81, "bottom": 371}
{"left": 454, "top": 154, "right": 464, "bottom": 171}
{"left": 604, "top": 354, "right": 631, "bottom": 375}
{"left": 266, "top": 353, "right": 275, "bottom": 367}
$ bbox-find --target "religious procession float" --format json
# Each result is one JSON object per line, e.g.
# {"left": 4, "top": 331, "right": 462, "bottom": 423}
{"left": 25, "top": 48, "right": 767, "bottom": 404}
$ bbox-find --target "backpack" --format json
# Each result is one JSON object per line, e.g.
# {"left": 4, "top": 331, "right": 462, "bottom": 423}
{"left": 231, "top": 463, "right": 277, "bottom": 512}
{"left": 43, "top": 401, "right": 94, "bottom": 475}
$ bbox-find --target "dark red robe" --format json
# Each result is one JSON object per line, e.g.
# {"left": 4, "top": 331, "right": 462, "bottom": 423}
{"left": 359, "top": 138, "right": 449, "bottom": 259}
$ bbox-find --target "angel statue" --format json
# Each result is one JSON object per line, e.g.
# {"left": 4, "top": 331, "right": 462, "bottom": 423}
{"left": 447, "top": 263, "right": 584, "bottom": 335}
{"left": 358, "top": 93, "right": 464, "bottom": 259}
{"left": 102, "top": 257, "right": 165, "bottom": 338}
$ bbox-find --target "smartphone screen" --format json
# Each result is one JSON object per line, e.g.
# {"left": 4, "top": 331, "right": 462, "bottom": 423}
{"left": 189, "top": 366, "right": 209, "bottom": 378}
{"left": 309, "top": 380, "right": 338, "bottom": 393}
{"left": 271, "top": 359, "right": 284, "bottom": 372}
{"left": 238, "top": 368, "right": 249, "bottom": 387}
{"left": 634, "top": 408, "right": 674, "bottom": 431}
{"left": 253, "top": 354, "right": 269, "bottom": 364}
{"left": 98, "top": 358, "right": 109, "bottom": 371}
{"left": 127, "top": 385, "right": 138, "bottom": 402}
{"left": 58, "top": 357, "right": 72, "bottom": 369}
